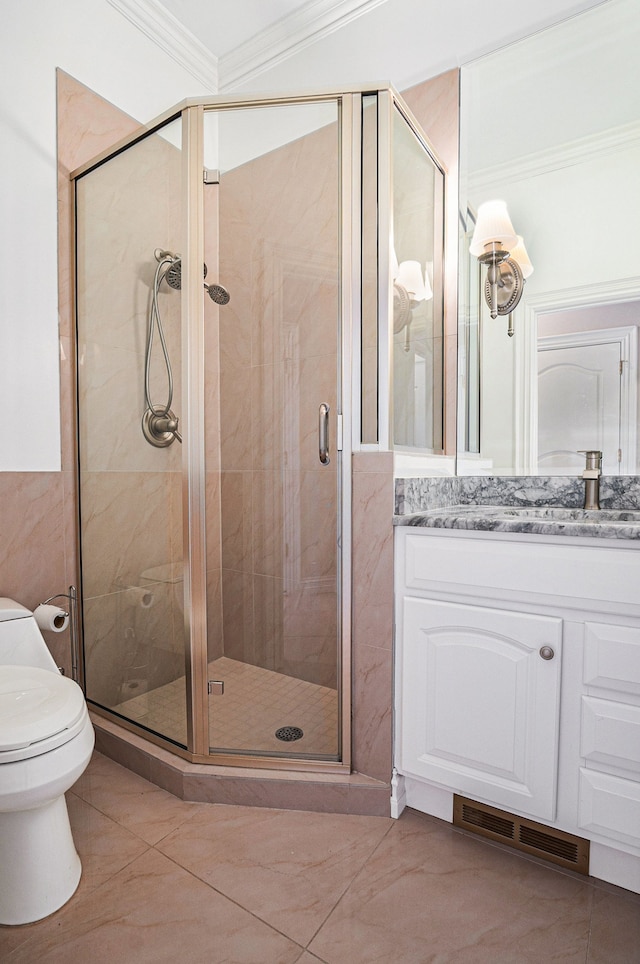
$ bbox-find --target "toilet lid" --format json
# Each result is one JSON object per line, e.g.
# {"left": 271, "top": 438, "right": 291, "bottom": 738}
{"left": 0, "top": 666, "right": 86, "bottom": 750}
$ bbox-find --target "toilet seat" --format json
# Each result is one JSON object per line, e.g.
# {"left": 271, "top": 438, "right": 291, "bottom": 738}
{"left": 0, "top": 666, "right": 87, "bottom": 763}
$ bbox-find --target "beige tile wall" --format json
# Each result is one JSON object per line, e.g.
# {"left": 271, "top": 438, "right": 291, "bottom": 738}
{"left": 217, "top": 115, "right": 340, "bottom": 688}
{"left": 76, "top": 117, "right": 185, "bottom": 707}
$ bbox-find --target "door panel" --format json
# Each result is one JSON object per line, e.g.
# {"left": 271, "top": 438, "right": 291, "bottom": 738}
{"left": 538, "top": 341, "right": 622, "bottom": 473}
{"left": 204, "top": 101, "right": 342, "bottom": 760}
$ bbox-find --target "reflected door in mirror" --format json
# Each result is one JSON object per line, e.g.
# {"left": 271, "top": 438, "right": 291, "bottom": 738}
{"left": 538, "top": 339, "right": 622, "bottom": 474}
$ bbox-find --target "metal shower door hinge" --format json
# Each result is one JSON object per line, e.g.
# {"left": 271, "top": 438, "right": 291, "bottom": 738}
{"left": 208, "top": 680, "right": 224, "bottom": 695}
{"left": 203, "top": 169, "right": 220, "bottom": 184}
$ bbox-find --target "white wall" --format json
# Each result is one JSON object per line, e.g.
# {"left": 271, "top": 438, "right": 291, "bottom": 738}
{"left": 0, "top": 0, "right": 214, "bottom": 471}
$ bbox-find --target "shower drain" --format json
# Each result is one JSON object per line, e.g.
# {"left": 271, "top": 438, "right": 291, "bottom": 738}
{"left": 275, "top": 726, "right": 304, "bottom": 742}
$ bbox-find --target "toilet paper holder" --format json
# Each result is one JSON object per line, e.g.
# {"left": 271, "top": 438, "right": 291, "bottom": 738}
{"left": 39, "top": 587, "right": 79, "bottom": 683}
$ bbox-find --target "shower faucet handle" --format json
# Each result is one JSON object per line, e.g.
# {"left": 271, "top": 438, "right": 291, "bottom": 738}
{"left": 142, "top": 407, "right": 182, "bottom": 447}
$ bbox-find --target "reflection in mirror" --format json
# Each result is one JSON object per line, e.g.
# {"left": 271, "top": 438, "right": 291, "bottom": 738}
{"left": 458, "top": 0, "right": 640, "bottom": 475}
{"left": 392, "top": 106, "right": 445, "bottom": 452}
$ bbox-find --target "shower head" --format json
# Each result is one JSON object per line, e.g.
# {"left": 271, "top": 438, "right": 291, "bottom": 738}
{"left": 158, "top": 254, "right": 229, "bottom": 304}
{"left": 164, "top": 259, "right": 208, "bottom": 291}
{"left": 206, "top": 282, "right": 231, "bottom": 305}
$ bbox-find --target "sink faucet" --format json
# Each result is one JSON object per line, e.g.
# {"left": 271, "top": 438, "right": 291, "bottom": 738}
{"left": 579, "top": 450, "right": 602, "bottom": 510}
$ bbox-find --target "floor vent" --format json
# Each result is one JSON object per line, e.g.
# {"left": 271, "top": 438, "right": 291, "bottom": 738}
{"left": 454, "top": 796, "right": 589, "bottom": 874}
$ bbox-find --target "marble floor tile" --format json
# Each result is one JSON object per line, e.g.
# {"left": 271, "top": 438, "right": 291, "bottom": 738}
{"left": 0, "top": 793, "right": 149, "bottom": 961}
{"left": 2, "top": 752, "right": 639, "bottom": 964}
{"left": 157, "top": 804, "right": 393, "bottom": 946}
{"left": 587, "top": 887, "right": 640, "bottom": 962}
{"left": 72, "top": 751, "right": 205, "bottom": 845}
{"left": 3, "top": 849, "right": 302, "bottom": 964}
{"left": 309, "top": 808, "right": 594, "bottom": 963}
{"left": 66, "top": 792, "right": 150, "bottom": 892}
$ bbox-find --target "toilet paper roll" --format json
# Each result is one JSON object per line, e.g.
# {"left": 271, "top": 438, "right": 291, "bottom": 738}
{"left": 33, "top": 604, "right": 69, "bottom": 633}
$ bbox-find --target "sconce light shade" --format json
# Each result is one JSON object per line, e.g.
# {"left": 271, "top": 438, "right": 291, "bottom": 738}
{"left": 469, "top": 200, "right": 518, "bottom": 257}
{"left": 396, "top": 260, "right": 430, "bottom": 301}
{"left": 509, "top": 236, "right": 534, "bottom": 278}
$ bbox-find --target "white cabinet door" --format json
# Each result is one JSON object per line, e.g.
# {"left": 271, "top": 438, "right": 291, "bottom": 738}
{"left": 398, "top": 597, "right": 562, "bottom": 820}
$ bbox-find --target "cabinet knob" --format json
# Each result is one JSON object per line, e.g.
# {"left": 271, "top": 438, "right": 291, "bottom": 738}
{"left": 539, "top": 645, "right": 555, "bottom": 661}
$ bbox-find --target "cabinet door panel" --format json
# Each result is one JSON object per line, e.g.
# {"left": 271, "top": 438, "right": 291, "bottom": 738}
{"left": 581, "top": 696, "right": 640, "bottom": 775}
{"left": 398, "top": 597, "right": 562, "bottom": 820}
{"left": 583, "top": 622, "right": 640, "bottom": 697}
{"left": 578, "top": 768, "right": 640, "bottom": 847}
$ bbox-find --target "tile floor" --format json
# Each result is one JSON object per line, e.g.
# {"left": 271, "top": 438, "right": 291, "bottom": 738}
{"left": 113, "top": 657, "right": 338, "bottom": 758}
{"left": 2, "top": 752, "right": 639, "bottom": 963}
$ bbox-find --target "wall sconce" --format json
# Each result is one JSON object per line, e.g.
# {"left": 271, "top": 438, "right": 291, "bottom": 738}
{"left": 392, "top": 258, "right": 433, "bottom": 351}
{"left": 469, "top": 200, "right": 533, "bottom": 334}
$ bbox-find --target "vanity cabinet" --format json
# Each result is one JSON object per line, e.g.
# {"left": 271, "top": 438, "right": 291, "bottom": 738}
{"left": 394, "top": 526, "right": 640, "bottom": 893}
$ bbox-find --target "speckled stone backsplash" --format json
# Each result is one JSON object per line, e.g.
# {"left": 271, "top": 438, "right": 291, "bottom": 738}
{"left": 395, "top": 476, "right": 640, "bottom": 516}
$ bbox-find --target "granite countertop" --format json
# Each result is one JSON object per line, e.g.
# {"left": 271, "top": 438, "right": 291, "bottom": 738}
{"left": 393, "top": 504, "right": 640, "bottom": 541}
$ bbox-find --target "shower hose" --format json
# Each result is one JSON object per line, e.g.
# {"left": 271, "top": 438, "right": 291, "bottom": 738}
{"left": 144, "top": 253, "right": 182, "bottom": 443}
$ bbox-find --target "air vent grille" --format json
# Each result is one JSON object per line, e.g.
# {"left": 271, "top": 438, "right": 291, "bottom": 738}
{"left": 454, "top": 796, "right": 589, "bottom": 874}
{"left": 520, "top": 826, "right": 579, "bottom": 862}
{"left": 461, "top": 803, "right": 515, "bottom": 839}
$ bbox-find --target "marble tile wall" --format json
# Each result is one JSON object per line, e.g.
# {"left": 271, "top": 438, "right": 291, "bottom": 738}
{"left": 75, "top": 116, "right": 186, "bottom": 707}
{"left": 352, "top": 452, "right": 395, "bottom": 783}
{"left": 218, "top": 116, "right": 340, "bottom": 689}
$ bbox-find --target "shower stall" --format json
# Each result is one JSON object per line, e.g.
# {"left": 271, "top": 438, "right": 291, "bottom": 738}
{"left": 73, "top": 86, "right": 444, "bottom": 770}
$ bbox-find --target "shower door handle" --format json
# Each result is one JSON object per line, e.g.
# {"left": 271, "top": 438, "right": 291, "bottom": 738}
{"left": 319, "top": 403, "right": 330, "bottom": 465}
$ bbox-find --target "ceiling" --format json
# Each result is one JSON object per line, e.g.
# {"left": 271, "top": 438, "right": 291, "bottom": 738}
{"left": 116, "top": 0, "right": 608, "bottom": 93}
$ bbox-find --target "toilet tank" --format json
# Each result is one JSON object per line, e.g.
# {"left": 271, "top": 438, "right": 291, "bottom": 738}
{"left": 0, "top": 598, "right": 59, "bottom": 672}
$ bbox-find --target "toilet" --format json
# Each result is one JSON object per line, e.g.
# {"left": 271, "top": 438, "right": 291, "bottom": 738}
{"left": 0, "top": 597, "right": 94, "bottom": 925}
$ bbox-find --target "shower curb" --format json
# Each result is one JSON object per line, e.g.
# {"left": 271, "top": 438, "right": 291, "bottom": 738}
{"left": 91, "top": 713, "right": 391, "bottom": 817}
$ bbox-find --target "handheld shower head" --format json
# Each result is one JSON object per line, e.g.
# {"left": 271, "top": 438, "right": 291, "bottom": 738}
{"left": 206, "top": 282, "right": 231, "bottom": 305}
{"left": 154, "top": 250, "right": 230, "bottom": 304}
{"left": 164, "top": 259, "right": 208, "bottom": 291}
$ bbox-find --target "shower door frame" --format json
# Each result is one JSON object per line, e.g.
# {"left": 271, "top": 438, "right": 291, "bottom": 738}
{"left": 182, "top": 92, "right": 355, "bottom": 769}
{"left": 72, "top": 86, "right": 368, "bottom": 773}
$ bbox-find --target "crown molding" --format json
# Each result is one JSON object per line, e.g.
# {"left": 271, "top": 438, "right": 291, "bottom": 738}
{"left": 218, "top": 0, "right": 391, "bottom": 91}
{"left": 468, "top": 119, "right": 640, "bottom": 194}
{"left": 106, "top": 0, "right": 218, "bottom": 91}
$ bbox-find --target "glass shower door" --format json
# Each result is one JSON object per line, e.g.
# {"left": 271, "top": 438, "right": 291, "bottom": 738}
{"left": 203, "top": 101, "right": 342, "bottom": 760}
{"left": 76, "top": 117, "right": 189, "bottom": 748}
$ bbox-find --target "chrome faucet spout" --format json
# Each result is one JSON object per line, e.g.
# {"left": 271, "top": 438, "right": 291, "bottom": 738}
{"left": 579, "top": 450, "right": 602, "bottom": 510}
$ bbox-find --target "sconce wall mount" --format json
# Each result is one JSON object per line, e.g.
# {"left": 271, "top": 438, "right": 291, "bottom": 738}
{"left": 470, "top": 200, "right": 533, "bottom": 331}
{"left": 484, "top": 253, "right": 524, "bottom": 318}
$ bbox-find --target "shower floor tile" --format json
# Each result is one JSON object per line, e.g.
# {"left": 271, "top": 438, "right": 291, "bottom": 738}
{"left": 112, "top": 657, "right": 338, "bottom": 757}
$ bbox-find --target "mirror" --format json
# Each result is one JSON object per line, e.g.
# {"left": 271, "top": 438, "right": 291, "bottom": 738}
{"left": 392, "top": 105, "right": 445, "bottom": 453}
{"left": 457, "top": 0, "right": 640, "bottom": 476}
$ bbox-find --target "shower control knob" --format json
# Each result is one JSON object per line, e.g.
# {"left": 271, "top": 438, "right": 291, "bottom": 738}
{"left": 142, "top": 407, "right": 182, "bottom": 447}
{"left": 539, "top": 645, "right": 555, "bottom": 661}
